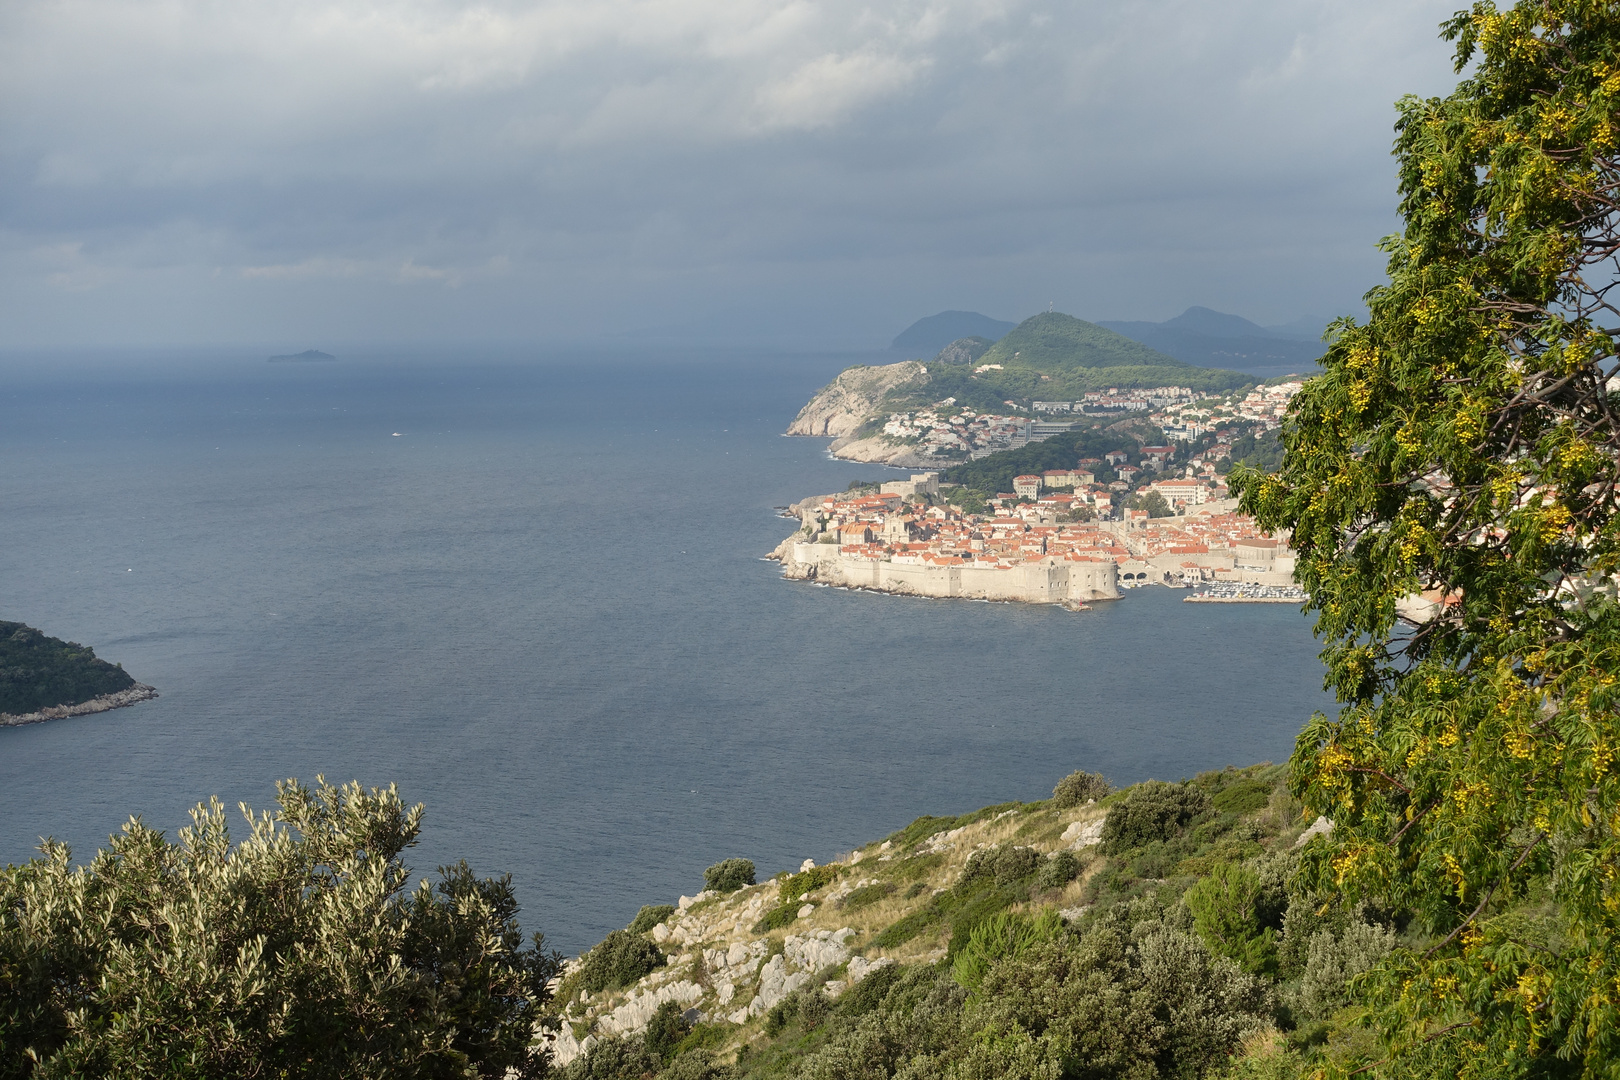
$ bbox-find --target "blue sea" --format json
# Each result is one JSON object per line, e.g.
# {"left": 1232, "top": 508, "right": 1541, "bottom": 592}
{"left": 0, "top": 348, "right": 1335, "bottom": 953}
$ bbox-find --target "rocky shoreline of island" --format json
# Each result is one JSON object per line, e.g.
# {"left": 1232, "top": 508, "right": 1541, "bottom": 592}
{"left": 0, "top": 683, "right": 160, "bottom": 727}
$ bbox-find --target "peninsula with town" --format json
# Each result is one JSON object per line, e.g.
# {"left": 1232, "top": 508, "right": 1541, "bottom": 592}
{"left": 770, "top": 310, "right": 1313, "bottom": 607}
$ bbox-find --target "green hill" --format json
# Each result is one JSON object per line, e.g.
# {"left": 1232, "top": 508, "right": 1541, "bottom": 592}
{"left": 977, "top": 311, "right": 1190, "bottom": 371}
{"left": 0, "top": 621, "right": 136, "bottom": 716}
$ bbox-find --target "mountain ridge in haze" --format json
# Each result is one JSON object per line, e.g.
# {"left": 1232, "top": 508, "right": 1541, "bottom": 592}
{"left": 1096, "top": 307, "right": 1329, "bottom": 375}
{"left": 891, "top": 311, "right": 1016, "bottom": 353}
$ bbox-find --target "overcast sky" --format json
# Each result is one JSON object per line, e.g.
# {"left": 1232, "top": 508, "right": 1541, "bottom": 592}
{"left": 1, "top": 0, "right": 1466, "bottom": 349}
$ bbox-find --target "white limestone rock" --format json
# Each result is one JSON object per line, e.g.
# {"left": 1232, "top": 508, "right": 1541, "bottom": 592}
{"left": 1061, "top": 819, "right": 1105, "bottom": 849}
{"left": 1294, "top": 815, "right": 1334, "bottom": 847}
{"left": 594, "top": 980, "right": 705, "bottom": 1037}
{"left": 796, "top": 904, "right": 816, "bottom": 919}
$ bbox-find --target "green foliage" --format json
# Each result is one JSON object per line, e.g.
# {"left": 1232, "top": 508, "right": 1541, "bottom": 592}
{"left": 1227, "top": 428, "right": 1284, "bottom": 473}
{"left": 939, "top": 484, "right": 988, "bottom": 515}
{"left": 763, "top": 989, "right": 829, "bottom": 1038}
{"left": 629, "top": 904, "right": 677, "bottom": 934}
{"left": 1052, "top": 768, "right": 1112, "bottom": 807}
{"left": 1184, "top": 863, "right": 1280, "bottom": 977}
{"left": 768, "top": 900, "right": 1270, "bottom": 1080}
{"left": 560, "top": 1034, "right": 661, "bottom": 1080}
{"left": 1211, "top": 779, "right": 1272, "bottom": 815}
{"left": 579, "top": 929, "right": 664, "bottom": 994}
{"left": 884, "top": 814, "right": 958, "bottom": 849}
{"left": 960, "top": 844, "right": 1041, "bottom": 887}
{"left": 1099, "top": 780, "right": 1213, "bottom": 854}
{"left": 776, "top": 865, "right": 837, "bottom": 903}
{"left": 752, "top": 904, "right": 799, "bottom": 934}
{"left": 1131, "top": 490, "right": 1174, "bottom": 519}
{"left": 0, "top": 621, "right": 136, "bottom": 716}
{"left": 1296, "top": 919, "right": 1396, "bottom": 1021}
{"left": 940, "top": 425, "right": 1137, "bottom": 495}
{"left": 644, "top": 1000, "right": 692, "bottom": 1064}
{"left": 704, "top": 858, "right": 755, "bottom": 894}
{"left": 838, "top": 882, "right": 895, "bottom": 910}
{"left": 949, "top": 909, "right": 1062, "bottom": 992}
{"left": 977, "top": 312, "right": 1191, "bottom": 371}
{"left": 1227, "top": 4, "right": 1620, "bottom": 1073}
{"left": 1037, "top": 850, "right": 1083, "bottom": 890}
{"left": 0, "top": 778, "right": 559, "bottom": 1079}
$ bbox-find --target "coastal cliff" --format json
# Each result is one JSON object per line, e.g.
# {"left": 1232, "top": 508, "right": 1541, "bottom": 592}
{"left": 786, "top": 361, "right": 927, "bottom": 438}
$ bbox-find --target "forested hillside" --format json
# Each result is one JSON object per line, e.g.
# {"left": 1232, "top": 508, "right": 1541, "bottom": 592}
{"left": 0, "top": 621, "right": 136, "bottom": 716}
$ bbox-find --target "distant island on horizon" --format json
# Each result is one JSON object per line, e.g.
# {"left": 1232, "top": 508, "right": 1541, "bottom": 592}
{"left": 268, "top": 349, "right": 336, "bottom": 362}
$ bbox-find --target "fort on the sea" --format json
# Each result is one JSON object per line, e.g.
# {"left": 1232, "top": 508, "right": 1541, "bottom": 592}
{"left": 769, "top": 471, "right": 1300, "bottom": 607}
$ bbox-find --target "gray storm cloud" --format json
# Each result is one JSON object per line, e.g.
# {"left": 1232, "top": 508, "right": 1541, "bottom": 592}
{"left": 1, "top": 0, "right": 1463, "bottom": 347}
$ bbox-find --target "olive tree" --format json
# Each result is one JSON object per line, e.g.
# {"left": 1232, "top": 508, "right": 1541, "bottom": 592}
{"left": 1235, "top": 3, "right": 1620, "bottom": 1073}
{"left": 0, "top": 778, "right": 559, "bottom": 1079}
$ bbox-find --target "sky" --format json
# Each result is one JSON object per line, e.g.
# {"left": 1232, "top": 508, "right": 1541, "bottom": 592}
{"left": 1, "top": 0, "right": 1467, "bottom": 350}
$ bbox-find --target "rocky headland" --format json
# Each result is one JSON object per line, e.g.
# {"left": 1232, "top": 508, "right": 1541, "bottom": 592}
{"left": 785, "top": 361, "right": 933, "bottom": 467}
{"left": 0, "top": 683, "right": 160, "bottom": 727}
{"left": 0, "top": 620, "right": 157, "bottom": 727}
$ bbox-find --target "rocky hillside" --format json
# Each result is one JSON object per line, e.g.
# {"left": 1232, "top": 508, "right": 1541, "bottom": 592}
{"left": 785, "top": 361, "right": 928, "bottom": 440}
{"left": 546, "top": 764, "right": 1374, "bottom": 1080}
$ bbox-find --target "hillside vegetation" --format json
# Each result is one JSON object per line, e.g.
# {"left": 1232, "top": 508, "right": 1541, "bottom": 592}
{"left": 550, "top": 764, "right": 1384, "bottom": 1080}
{"left": 0, "top": 621, "right": 136, "bottom": 716}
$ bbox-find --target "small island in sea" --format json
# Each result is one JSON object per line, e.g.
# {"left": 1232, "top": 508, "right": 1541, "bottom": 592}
{"left": 0, "top": 621, "right": 157, "bottom": 726}
{"left": 268, "top": 348, "right": 336, "bottom": 362}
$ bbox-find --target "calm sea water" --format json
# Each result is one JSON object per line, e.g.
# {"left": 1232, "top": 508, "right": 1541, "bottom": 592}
{"left": 0, "top": 348, "right": 1334, "bottom": 953}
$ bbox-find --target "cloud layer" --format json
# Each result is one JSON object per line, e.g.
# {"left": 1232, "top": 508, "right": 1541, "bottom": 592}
{"left": 1, "top": 0, "right": 1464, "bottom": 347}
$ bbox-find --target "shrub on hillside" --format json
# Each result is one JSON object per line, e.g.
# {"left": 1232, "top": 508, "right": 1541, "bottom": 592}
{"left": 1297, "top": 919, "right": 1396, "bottom": 1019}
{"left": 961, "top": 845, "right": 1041, "bottom": 887}
{"left": 578, "top": 930, "right": 664, "bottom": 994}
{"left": 628, "top": 904, "right": 676, "bottom": 935}
{"left": 950, "top": 909, "right": 1062, "bottom": 992}
{"left": 643, "top": 1000, "right": 691, "bottom": 1064}
{"left": 777, "top": 864, "right": 837, "bottom": 902}
{"left": 782, "top": 898, "right": 1271, "bottom": 1080}
{"left": 0, "top": 779, "right": 559, "bottom": 1079}
{"left": 840, "top": 881, "right": 896, "bottom": 909}
{"left": 1037, "top": 850, "right": 1082, "bottom": 890}
{"left": 1184, "top": 862, "right": 1280, "bottom": 976}
{"left": 1099, "top": 780, "right": 1212, "bottom": 854}
{"left": 1053, "top": 769, "right": 1112, "bottom": 808}
{"left": 703, "top": 859, "right": 755, "bottom": 894}
{"left": 559, "top": 1034, "right": 660, "bottom": 1080}
{"left": 1212, "top": 779, "right": 1273, "bottom": 814}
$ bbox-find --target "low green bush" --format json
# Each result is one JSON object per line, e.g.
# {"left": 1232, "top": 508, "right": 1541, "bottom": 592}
{"left": 1183, "top": 862, "right": 1278, "bottom": 976}
{"left": 837, "top": 960, "right": 905, "bottom": 1016}
{"left": 950, "top": 909, "right": 1062, "bottom": 992}
{"left": 763, "top": 988, "right": 828, "bottom": 1037}
{"left": 1037, "top": 850, "right": 1081, "bottom": 890}
{"left": 704, "top": 859, "right": 755, "bottom": 894}
{"left": 643, "top": 1000, "right": 690, "bottom": 1064}
{"left": 627, "top": 904, "right": 676, "bottom": 934}
{"left": 903, "top": 881, "right": 930, "bottom": 899}
{"left": 777, "top": 864, "right": 838, "bottom": 902}
{"left": 840, "top": 882, "right": 896, "bottom": 909}
{"left": 1052, "top": 769, "right": 1112, "bottom": 808}
{"left": 752, "top": 904, "right": 799, "bottom": 933}
{"left": 960, "top": 845, "right": 1040, "bottom": 887}
{"left": 1212, "top": 779, "right": 1272, "bottom": 814}
{"left": 578, "top": 930, "right": 664, "bottom": 994}
{"left": 1099, "top": 781, "right": 1213, "bottom": 854}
